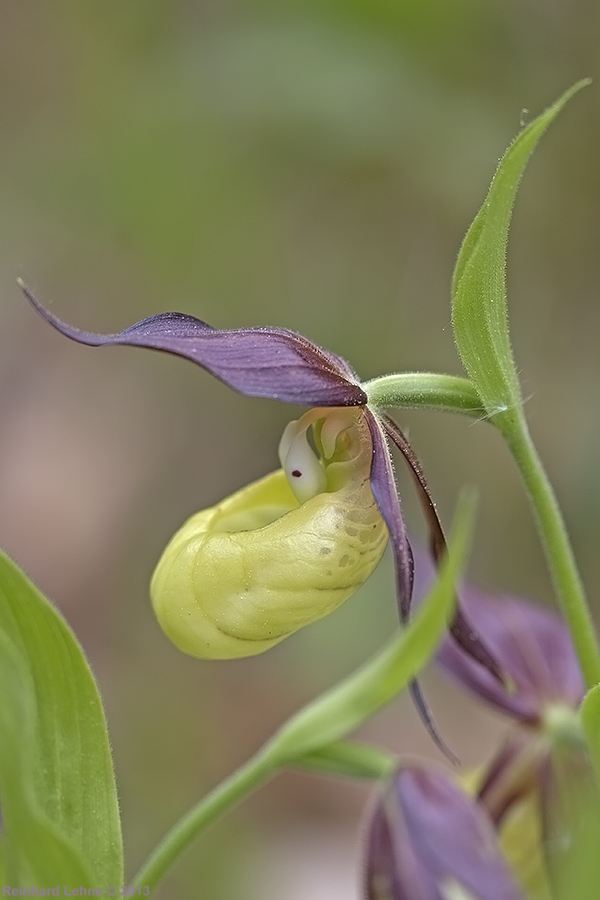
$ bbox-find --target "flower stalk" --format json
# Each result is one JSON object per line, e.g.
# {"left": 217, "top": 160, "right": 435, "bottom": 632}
{"left": 365, "top": 372, "right": 485, "bottom": 417}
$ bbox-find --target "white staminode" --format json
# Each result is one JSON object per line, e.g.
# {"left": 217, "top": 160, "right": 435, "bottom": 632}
{"left": 278, "top": 418, "right": 327, "bottom": 504}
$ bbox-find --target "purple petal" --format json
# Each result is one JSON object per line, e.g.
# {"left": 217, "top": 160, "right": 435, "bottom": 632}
{"left": 395, "top": 767, "right": 525, "bottom": 900}
{"left": 382, "top": 415, "right": 505, "bottom": 686}
{"left": 365, "top": 767, "right": 524, "bottom": 900}
{"left": 363, "top": 803, "right": 413, "bottom": 900}
{"left": 366, "top": 410, "right": 457, "bottom": 761}
{"left": 377, "top": 412, "right": 503, "bottom": 758}
{"left": 413, "top": 547, "right": 584, "bottom": 721}
{"left": 476, "top": 733, "right": 540, "bottom": 826}
{"left": 364, "top": 409, "right": 413, "bottom": 619}
{"left": 21, "top": 284, "right": 366, "bottom": 407}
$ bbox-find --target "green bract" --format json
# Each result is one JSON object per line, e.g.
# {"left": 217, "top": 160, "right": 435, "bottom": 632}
{"left": 151, "top": 407, "right": 388, "bottom": 658}
{"left": 451, "top": 80, "right": 589, "bottom": 433}
{"left": 581, "top": 685, "right": 600, "bottom": 788}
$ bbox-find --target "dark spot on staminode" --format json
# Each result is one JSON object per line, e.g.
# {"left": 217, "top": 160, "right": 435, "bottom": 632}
{"left": 292, "top": 469, "right": 302, "bottom": 477}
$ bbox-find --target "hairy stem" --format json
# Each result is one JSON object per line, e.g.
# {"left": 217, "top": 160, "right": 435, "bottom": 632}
{"left": 503, "top": 417, "right": 600, "bottom": 688}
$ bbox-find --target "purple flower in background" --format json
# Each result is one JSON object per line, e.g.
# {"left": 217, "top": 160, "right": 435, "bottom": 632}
{"left": 364, "top": 764, "right": 524, "bottom": 900}
{"left": 412, "top": 547, "right": 585, "bottom": 725}
{"left": 361, "top": 572, "right": 589, "bottom": 900}
{"left": 436, "top": 580, "right": 588, "bottom": 897}
{"left": 395, "top": 549, "right": 591, "bottom": 897}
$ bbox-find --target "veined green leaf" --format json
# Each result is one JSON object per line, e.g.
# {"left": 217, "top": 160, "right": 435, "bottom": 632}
{"left": 0, "top": 550, "right": 123, "bottom": 887}
{"left": 451, "top": 81, "right": 589, "bottom": 430}
{"left": 0, "top": 630, "right": 92, "bottom": 885}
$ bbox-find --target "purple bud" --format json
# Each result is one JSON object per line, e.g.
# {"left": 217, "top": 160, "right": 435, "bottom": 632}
{"left": 364, "top": 766, "right": 524, "bottom": 900}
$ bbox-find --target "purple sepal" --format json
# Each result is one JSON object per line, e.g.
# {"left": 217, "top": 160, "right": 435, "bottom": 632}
{"left": 365, "top": 766, "right": 524, "bottom": 900}
{"left": 398, "top": 768, "right": 525, "bottom": 900}
{"left": 381, "top": 415, "right": 505, "bottom": 686}
{"left": 413, "top": 548, "right": 584, "bottom": 721}
{"left": 364, "top": 409, "right": 413, "bottom": 620}
{"left": 476, "top": 733, "right": 539, "bottom": 826}
{"left": 366, "top": 410, "right": 459, "bottom": 761}
{"left": 21, "top": 285, "right": 366, "bottom": 407}
{"left": 364, "top": 802, "right": 420, "bottom": 900}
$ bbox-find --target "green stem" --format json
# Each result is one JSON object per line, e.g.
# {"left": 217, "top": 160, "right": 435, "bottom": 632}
{"left": 364, "top": 373, "right": 485, "bottom": 416}
{"left": 132, "top": 748, "right": 276, "bottom": 891}
{"left": 504, "top": 417, "right": 600, "bottom": 688}
{"left": 131, "top": 737, "right": 395, "bottom": 890}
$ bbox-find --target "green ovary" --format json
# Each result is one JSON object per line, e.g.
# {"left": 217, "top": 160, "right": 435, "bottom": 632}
{"left": 150, "top": 408, "right": 388, "bottom": 659}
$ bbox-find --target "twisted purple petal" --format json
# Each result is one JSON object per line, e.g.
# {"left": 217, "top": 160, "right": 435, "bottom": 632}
{"left": 21, "top": 284, "right": 366, "bottom": 407}
{"left": 364, "top": 409, "right": 413, "bottom": 620}
{"left": 413, "top": 547, "right": 584, "bottom": 721}
{"left": 381, "top": 414, "right": 505, "bottom": 686}
{"left": 365, "top": 766, "right": 524, "bottom": 900}
{"left": 365, "top": 409, "right": 457, "bottom": 761}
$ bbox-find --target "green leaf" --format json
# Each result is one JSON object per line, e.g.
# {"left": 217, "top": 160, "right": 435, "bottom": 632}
{"left": 581, "top": 684, "right": 600, "bottom": 786}
{"left": 0, "top": 550, "right": 123, "bottom": 887}
{"left": 451, "top": 81, "right": 589, "bottom": 430}
{"left": 0, "top": 630, "right": 92, "bottom": 885}
{"left": 267, "top": 488, "right": 476, "bottom": 761}
{"left": 544, "top": 743, "right": 600, "bottom": 900}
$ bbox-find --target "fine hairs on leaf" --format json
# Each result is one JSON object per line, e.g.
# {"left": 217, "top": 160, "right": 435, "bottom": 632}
{"left": 451, "top": 80, "right": 590, "bottom": 431}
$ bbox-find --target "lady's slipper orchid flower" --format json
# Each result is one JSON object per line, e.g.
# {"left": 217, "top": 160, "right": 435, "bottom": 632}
{"left": 364, "top": 764, "right": 524, "bottom": 900}
{"left": 20, "top": 284, "right": 502, "bottom": 723}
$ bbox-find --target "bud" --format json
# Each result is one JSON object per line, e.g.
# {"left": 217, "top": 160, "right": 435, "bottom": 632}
{"left": 364, "top": 765, "right": 524, "bottom": 900}
{"left": 150, "top": 407, "right": 388, "bottom": 658}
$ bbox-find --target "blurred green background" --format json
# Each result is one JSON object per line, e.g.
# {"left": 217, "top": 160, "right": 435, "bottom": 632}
{"left": 1, "top": 1, "right": 600, "bottom": 897}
